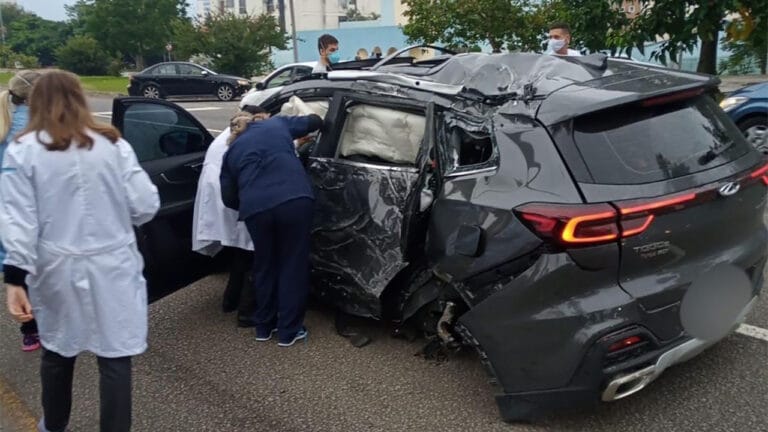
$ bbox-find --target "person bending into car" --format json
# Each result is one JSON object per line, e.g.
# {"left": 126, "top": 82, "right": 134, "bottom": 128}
{"left": 3, "top": 70, "right": 159, "bottom": 432}
{"left": 192, "top": 102, "right": 271, "bottom": 327}
{"left": 220, "top": 107, "right": 323, "bottom": 347}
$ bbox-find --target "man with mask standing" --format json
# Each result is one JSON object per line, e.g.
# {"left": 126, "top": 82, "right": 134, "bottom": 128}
{"left": 312, "top": 34, "right": 341, "bottom": 73}
{"left": 546, "top": 22, "right": 581, "bottom": 56}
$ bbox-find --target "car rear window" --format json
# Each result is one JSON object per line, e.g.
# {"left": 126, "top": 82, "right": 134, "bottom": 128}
{"left": 572, "top": 95, "right": 752, "bottom": 185}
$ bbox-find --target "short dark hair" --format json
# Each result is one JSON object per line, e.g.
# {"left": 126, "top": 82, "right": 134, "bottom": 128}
{"left": 318, "top": 34, "right": 339, "bottom": 52}
{"left": 241, "top": 105, "right": 267, "bottom": 115}
{"left": 549, "top": 22, "right": 571, "bottom": 34}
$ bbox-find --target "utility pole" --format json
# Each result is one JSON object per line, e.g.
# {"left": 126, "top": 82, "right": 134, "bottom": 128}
{"left": 0, "top": 4, "right": 6, "bottom": 45}
{"left": 277, "top": 0, "right": 286, "bottom": 33}
{"left": 289, "top": 0, "right": 298, "bottom": 62}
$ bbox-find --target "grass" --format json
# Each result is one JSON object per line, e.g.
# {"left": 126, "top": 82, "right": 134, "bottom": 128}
{"left": 0, "top": 71, "right": 129, "bottom": 94}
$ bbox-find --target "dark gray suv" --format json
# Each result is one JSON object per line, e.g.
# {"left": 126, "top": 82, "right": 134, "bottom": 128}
{"left": 113, "top": 48, "right": 767, "bottom": 422}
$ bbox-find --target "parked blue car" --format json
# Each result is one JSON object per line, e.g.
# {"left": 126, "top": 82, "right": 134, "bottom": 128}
{"left": 720, "top": 81, "right": 768, "bottom": 153}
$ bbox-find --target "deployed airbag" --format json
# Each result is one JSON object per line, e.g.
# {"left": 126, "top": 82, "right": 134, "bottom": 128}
{"left": 338, "top": 105, "right": 425, "bottom": 165}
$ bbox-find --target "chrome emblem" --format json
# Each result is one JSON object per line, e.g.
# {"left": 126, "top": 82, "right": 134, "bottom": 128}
{"left": 718, "top": 182, "right": 741, "bottom": 197}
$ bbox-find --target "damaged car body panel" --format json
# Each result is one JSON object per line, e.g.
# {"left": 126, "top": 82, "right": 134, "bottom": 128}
{"left": 254, "top": 51, "right": 767, "bottom": 422}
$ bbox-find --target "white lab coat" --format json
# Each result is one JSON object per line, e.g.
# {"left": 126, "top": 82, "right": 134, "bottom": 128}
{"left": 191, "top": 127, "right": 253, "bottom": 256}
{"left": 0, "top": 130, "right": 160, "bottom": 358}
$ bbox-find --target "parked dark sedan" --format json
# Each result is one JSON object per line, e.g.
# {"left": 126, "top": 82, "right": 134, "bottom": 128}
{"left": 113, "top": 49, "right": 766, "bottom": 422}
{"left": 127, "top": 61, "right": 251, "bottom": 101}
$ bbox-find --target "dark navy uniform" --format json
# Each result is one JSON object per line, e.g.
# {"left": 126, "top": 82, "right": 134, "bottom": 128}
{"left": 220, "top": 114, "right": 323, "bottom": 342}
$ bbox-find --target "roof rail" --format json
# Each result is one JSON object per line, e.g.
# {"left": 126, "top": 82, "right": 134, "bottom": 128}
{"left": 370, "top": 44, "right": 457, "bottom": 71}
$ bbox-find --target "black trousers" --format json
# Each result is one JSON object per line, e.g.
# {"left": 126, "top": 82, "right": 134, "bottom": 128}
{"left": 41, "top": 349, "right": 132, "bottom": 432}
{"left": 221, "top": 247, "right": 256, "bottom": 318}
{"left": 245, "top": 198, "right": 313, "bottom": 341}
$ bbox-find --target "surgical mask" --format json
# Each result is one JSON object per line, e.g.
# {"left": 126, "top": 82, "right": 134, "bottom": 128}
{"left": 328, "top": 51, "right": 341, "bottom": 64}
{"left": 546, "top": 38, "right": 566, "bottom": 53}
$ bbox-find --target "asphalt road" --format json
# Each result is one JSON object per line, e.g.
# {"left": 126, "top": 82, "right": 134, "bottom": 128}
{"left": 0, "top": 96, "right": 766, "bottom": 431}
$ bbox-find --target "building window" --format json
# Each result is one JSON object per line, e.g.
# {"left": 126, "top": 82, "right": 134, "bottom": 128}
{"left": 265, "top": 0, "right": 275, "bottom": 13}
{"left": 225, "top": 0, "right": 234, "bottom": 8}
{"left": 239, "top": 0, "right": 246, "bottom": 13}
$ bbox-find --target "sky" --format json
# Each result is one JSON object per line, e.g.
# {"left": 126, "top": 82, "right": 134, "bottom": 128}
{"left": 15, "top": 0, "right": 76, "bottom": 21}
{"left": 13, "top": 0, "right": 197, "bottom": 22}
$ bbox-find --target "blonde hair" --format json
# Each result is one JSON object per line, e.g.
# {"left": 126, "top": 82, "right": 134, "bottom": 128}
{"left": 0, "top": 70, "right": 42, "bottom": 141}
{"left": 227, "top": 111, "right": 270, "bottom": 145}
{"left": 20, "top": 70, "right": 120, "bottom": 151}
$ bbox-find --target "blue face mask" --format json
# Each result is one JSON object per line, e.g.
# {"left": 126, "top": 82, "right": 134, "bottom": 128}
{"left": 328, "top": 51, "right": 341, "bottom": 64}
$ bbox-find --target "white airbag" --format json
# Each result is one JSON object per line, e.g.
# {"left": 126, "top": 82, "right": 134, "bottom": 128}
{"left": 338, "top": 105, "right": 425, "bottom": 165}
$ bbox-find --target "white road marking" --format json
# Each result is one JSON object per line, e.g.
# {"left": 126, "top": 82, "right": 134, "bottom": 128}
{"left": 93, "top": 111, "right": 112, "bottom": 118}
{"left": 208, "top": 128, "right": 223, "bottom": 133}
{"left": 736, "top": 324, "right": 768, "bottom": 342}
{"left": 179, "top": 106, "right": 223, "bottom": 112}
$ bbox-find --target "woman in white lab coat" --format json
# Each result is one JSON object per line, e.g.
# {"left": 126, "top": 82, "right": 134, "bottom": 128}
{"left": 2, "top": 70, "right": 159, "bottom": 432}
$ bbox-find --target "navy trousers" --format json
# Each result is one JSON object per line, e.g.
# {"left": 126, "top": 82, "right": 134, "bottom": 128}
{"left": 245, "top": 198, "right": 313, "bottom": 341}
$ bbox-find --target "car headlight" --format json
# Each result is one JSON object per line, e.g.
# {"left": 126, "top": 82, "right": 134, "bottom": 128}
{"left": 237, "top": 80, "right": 250, "bottom": 86}
{"left": 719, "top": 96, "right": 748, "bottom": 111}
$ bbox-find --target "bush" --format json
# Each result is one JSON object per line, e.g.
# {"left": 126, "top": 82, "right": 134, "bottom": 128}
{"left": 0, "top": 45, "right": 39, "bottom": 68}
{"left": 56, "top": 36, "right": 109, "bottom": 75}
{"left": 106, "top": 58, "right": 124, "bottom": 77}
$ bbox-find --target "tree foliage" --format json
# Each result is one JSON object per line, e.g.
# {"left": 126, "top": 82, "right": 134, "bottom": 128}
{"left": 173, "top": 12, "right": 288, "bottom": 77}
{"left": 6, "top": 15, "right": 70, "bottom": 66}
{"left": 619, "top": 0, "right": 764, "bottom": 74}
{"left": 55, "top": 35, "right": 110, "bottom": 75}
{"left": 67, "top": 0, "right": 187, "bottom": 69}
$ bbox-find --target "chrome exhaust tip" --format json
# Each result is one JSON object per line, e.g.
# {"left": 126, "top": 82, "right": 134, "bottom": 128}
{"left": 601, "top": 365, "right": 657, "bottom": 402}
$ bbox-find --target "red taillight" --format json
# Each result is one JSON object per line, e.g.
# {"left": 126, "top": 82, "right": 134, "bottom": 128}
{"left": 517, "top": 192, "right": 698, "bottom": 246}
{"left": 749, "top": 162, "right": 768, "bottom": 185}
{"left": 640, "top": 88, "right": 704, "bottom": 107}
{"left": 517, "top": 203, "right": 619, "bottom": 245}
{"left": 608, "top": 335, "right": 643, "bottom": 352}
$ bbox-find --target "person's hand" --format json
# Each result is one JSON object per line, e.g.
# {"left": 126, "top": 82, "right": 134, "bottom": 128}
{"left": 6, "top": 284, "right": 33, "bottom": 323}
{"left": 295, "top": 135, "right": 314, "bottom": 147}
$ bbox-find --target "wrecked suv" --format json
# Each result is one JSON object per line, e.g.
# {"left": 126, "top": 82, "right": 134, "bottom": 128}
{"left": 112, "top": 48, "right": 767, "bottom": 422}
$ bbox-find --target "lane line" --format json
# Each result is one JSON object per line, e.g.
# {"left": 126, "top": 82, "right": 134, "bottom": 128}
{"left": 736, "top": 324, "right": 768, "bottom": 342}
{"left": 179, "top": 107, "right": 223, "bottom": 112}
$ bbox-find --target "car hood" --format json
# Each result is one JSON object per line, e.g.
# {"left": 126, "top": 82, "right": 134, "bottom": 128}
{"left": 730, "top": 81, "right": 768, "bottom": 97}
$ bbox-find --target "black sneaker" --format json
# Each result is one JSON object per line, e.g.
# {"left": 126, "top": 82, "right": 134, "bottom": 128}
{"left": 278, "top": 328, "right": 308, "bottom": 347}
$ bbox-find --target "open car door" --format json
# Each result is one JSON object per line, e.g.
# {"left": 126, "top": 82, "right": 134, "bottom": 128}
{"left": 111, "top": 97, "right": 218, "bottom": 301}
{"left": 305, "top": 93, "right": 435, "bottom": 318}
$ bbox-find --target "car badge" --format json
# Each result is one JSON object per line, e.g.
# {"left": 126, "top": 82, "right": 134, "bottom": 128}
{"left": 718, "top": 182, "right": 741, "bottom": 197}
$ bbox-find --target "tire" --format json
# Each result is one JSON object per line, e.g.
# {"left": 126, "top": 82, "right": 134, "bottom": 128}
{"left": 216, "top": 84, "right": 234, "bottom": 101}
{"left": 142, "top": 85, "right": 161, "bottom": 99}
{"left": 738, "top": 116, "right": 768, "bottom": 154}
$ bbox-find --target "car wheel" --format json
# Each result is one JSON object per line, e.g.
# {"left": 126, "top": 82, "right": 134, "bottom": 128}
{"left": 142, "top": 85, "right": 161, "bottom": 99}
{"left": 217, "top": 84, "right": 234, "bottom": 101}
{"left": 739, "top": 116, "right": 768, "bottom": 154}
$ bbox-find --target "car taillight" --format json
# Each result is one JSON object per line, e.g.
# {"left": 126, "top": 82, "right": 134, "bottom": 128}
{"left": 749, "top": 162, "right": 768, "bottom": 185}
{"left": 517, "top": 203, "right": 619, "bottom": 245}
{"left": 608, "top": 335, "right": 644, "bottom": 353}
{"left": 640, "top": 87, "right": 704, "bottom": 107}
{"left": 516, "top": 192, "right": 698, "bottom": 246}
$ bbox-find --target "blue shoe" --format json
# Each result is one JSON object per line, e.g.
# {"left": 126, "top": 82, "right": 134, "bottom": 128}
{"left": 278, "top": 328, "right": 308, "bottom": 347}
{"left": 255, "top": 327, "right": 278, "bottom": 342}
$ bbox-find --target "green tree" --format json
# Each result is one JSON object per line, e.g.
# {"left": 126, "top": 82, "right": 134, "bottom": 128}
{"left": 343, "top": 8, "right": 381, "bottom": 22}
{"left": 56, "top": 35, "right": 110, "bottom": 75}
{"left": 619, "top": 0, "right": 763, "bottom": 74}
{"left": 175, "top": 12, "right": 287, "bottom": 77}
{"left": 537, "top": 0, "right": 630, "bottom": 54}
{"left": 6, "top": 15, "right": 70, "bottom": 66}
{"left": 402, "top": 0, "right": 537, "bottom": 53}
{"left": 720, "top": 6, "right": 767, "bottom": 74}
{"left": 68, "top": 0, "right": 188, "bottom": 70}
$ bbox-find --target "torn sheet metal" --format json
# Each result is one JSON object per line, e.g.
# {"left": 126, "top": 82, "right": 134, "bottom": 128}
{"left": 307, "top": 158, "right": 419, "bottom": 318}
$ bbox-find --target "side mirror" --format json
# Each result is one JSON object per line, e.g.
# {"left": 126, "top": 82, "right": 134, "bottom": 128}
{"left": 159, "top": 130, "right": 205, "bottom": 156}
{"left": 255, "top": 82, "right": 265, "bottom": 90}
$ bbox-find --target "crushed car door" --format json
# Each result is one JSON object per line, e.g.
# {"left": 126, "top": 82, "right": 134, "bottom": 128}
{"left": 111, "top": 97, "right": 217, "bottom": 301}
{"left": 306, "top": 93, "right": 434, "bottom": 318}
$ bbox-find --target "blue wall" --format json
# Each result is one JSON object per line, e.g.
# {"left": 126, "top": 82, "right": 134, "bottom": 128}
{"left": 273, "top": 26, "right": 412, "bottom": 67}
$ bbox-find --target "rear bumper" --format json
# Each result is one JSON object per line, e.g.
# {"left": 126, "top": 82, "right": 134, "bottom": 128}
{"left": 456, "top": 249, "right": 764, "bottom": 422}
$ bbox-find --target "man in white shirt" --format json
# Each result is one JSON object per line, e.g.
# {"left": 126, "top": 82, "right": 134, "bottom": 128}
{"left": 546, "top": 22, "right": 582, "bottom": 56}
{"left": 312, "top": 34, "right": 340, "bottom": 73}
